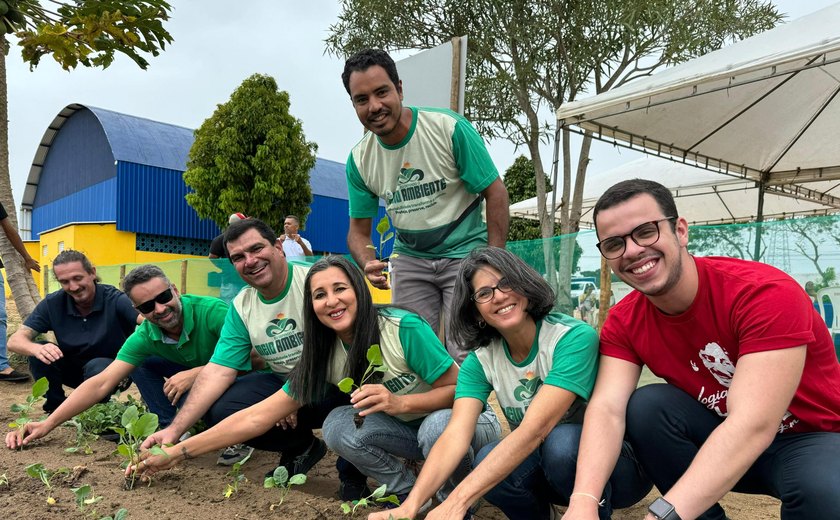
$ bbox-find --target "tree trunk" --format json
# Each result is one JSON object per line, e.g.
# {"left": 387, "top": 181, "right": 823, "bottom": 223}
{"left": 0, "top": 37, "right": 41, "bottom": 319}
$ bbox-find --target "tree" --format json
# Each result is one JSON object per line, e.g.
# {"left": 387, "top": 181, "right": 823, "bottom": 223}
{"left": 1, "top": 1, "right": 172, "bottom": 318}
{"left": 506, "top": 155, "right": 550, "bottom": 242}
{"left": 325, "top": 0, "right": 782, "bottom": 309}
{"left": 183, "top": 74, "right": 317, "bottom": 234}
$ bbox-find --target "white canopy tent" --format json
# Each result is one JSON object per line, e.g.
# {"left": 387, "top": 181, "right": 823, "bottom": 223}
{"left": 550, "top": 3, "right": 840, "bottom": 229}
{"left": 510, "top": 157, "right": 839, "bottom": 228}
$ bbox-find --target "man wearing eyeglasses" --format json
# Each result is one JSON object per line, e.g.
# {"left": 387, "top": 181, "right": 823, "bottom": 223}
{"left": 8, "top": 250, "right": 141, "bottom": 413}
{"left": 564, "top": 179, "right": 840, "bottom": 520}
{"left": 5, "top": 264, "right": 229, "bottom": 450}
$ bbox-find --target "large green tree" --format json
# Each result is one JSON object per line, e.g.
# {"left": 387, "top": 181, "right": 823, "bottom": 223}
{"left": 506, "top": 155, "right": 550, "bottom": 242}
{"left": 183, "top": 73, "right": 317, "bottom": 234}
{"left": 326, "top": 0, "right": 782, "bottom": 309}
{"left": 1, "top": 0, "right": 172, "bottom": 318}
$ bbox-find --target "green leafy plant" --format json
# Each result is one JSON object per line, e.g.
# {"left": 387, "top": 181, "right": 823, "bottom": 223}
{"left": 70, "top": 484, "right": 103, "bottom": 514}
{"left": 9, "top": 376, "right": 48, "bottom": 446}
{"left": 366, "top": 216, "right": 399, "bottom": 265}
{"left": 98, "top": 509, "right": 129, "bottom": 520}
{"left": 25, "top": 463, "right": 70, "bottom": 505}
{"left": 263, "top": 466, "right": 306, "bottom": 511}
{"left": 340, "top": 484, "right": 400, "bottom": 516}
{"left": 72, "top": 393, "right": 148, "bottom": 436}
{"left": 64, "top": 419, "right": 98, "bottom": 455}
{"left": 0, "top": 473, "right": 8, "bottom": 486}
{"left": 223, "top": 452, "right": 251, "bottom": 498}
{"left": 338, "top": 344, "right": 388, "bottom": 428}
{"left": 112, "top": 405, "right": 166, "bottom": 490}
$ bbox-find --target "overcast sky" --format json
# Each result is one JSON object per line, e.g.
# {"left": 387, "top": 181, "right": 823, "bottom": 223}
{"left": 4, "top": 0, "right": 832, "bottom": 214}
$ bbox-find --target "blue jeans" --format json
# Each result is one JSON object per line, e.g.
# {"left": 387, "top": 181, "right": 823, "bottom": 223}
{"left": 477, "top": 423, "right": 651, "bottom": 520}
{"left": 627, "top": 383, "right": 840, "bottom": 520}
{"left": 130, "top": 356, "right": 190, "bottom": 428}
{"left": 29, "top": 355, "right": 114, "bottom": 412}
{"left": 322, "top": 405, "right": 501, "bottom": 497}
{"left": 0, "top": 271, "right": 8, "bottom": 371}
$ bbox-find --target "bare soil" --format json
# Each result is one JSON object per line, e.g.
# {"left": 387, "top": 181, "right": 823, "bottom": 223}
{"left": 0, "top": 302, "right": 780, "bottom": 519}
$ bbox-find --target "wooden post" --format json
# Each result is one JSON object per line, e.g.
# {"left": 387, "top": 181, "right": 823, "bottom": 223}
{"left": 119, "top": 264, "right": 126, "bottom": 289}
{"left": 42, "top": 268, "right": 49, "bottom": 296}
{"left": 181, "top": 260, "right": 188, "bottom": 294}
{"left": 450, "top": 36, "right": 461, "bottom": 112}
{"left": 597, "top": 256, "right": 611, "bottom": 332}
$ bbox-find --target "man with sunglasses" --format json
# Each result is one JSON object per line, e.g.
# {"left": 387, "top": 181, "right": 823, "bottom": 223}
{"left": 564, "top": 179, "right": 840, "bottom": 520}
{"left": 8, "top": 250, "right": 141, "bottom": 413}
{"left": 5, "top": 264, "right": 228, "bottom": 450}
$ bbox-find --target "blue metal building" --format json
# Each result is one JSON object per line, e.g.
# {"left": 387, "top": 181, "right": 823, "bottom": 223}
{"left": 21, "top": 103, "right": 384, "bottom": 255}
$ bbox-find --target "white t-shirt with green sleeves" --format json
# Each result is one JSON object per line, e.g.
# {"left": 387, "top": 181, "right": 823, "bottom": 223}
{"left": 209, "top": 262, "right": 310, "bottom": 375}
{"left": 455, "top": 313, "right": 599, "bottom": 430}
{"left": 327, "top": 308, "right": 454, "bottom": 424}
{"left": 346, "top": 106, "right": 499, "bottom": 259}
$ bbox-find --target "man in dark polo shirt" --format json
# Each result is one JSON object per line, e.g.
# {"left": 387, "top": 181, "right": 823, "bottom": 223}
{"left": 8, "top": 250, "right": 141, "bottom": 412}
{"left": 0, "top": 200, "right": 40, "bottom": 382}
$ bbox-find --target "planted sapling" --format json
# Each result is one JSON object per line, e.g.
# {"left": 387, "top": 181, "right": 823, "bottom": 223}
{"left": 223, "top": 452, "right": 251, "bottom": 498}
{"left": 71, "top": 484, "right": 103, "bottom": 514}
{"left": 263, "top": 466, "right": 306, "bottom": 511}
{"left": 65, "top": 418, "right": 98, "bottom": 455}
{"left": 98, "top": 508, "right": 129, "bottom": 520}
{"left": 337, "top": 344, "right": 388, "bottom": 428}
{"left": 339, "top": 484, "right": 400, "bottom": 516}
{"left": 25, "top": 462, "right": 70, "bottom": 505}
{"left": 112, "top": 405, "right": 166, "bottom": 490}
{"left": 9, "top": 376, "right": 48, "bottom": 447}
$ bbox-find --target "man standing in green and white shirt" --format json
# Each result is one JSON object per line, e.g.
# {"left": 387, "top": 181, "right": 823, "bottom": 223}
{"left": 342, "top": 49, "right": 509, "bottom": 363}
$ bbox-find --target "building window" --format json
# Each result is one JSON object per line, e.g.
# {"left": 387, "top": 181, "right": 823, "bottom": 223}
{"left": 42, "top": 245, "right": 48, "bottom": 257}
{"left": 58, "top": 241, "right": 65, "bottom": 253}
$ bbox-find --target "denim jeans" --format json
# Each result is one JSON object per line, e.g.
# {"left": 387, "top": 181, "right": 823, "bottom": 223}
{"left": 29, "top": 355, "right": 114, "bottom": 412}
{"left": 0, "top": 271, "right": 8, "bottom": 371}
{"left": 627, "top": 383, "right": 840, "bottom": 520}
{"left": 130, "top": 356, "right": 190, "bottom": 428}
{"left": 322, "top": 405, "right": 501, "bottom": 497}
{"left": 477, "top": 423, "right": 651, "bottom": 520}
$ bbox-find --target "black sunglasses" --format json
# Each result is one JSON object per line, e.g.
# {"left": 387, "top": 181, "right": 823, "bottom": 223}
{"left": 135, "top": 287, "right": 175, "bottom": 314}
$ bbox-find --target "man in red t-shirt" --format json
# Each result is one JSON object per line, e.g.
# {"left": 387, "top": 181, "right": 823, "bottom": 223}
{"left": 564, "top": 179, "right": 840, "bottom": 520}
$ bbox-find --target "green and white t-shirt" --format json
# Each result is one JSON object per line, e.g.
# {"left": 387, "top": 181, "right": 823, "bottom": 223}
{"left": 327, "top": 308, "right": 453, "bottom": 424}
{"left": 346, "top": 106, "right": 499, "bottom": 259}
{"left": 455, "top": 312, "right": 599, "bottom": 430}
{"left": 209, "top": 262, "right": 309, "bottom": 375}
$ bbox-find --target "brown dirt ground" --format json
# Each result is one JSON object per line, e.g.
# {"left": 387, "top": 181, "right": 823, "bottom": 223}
{"left": 0, "top": 302, "right": 780, "bottom": 519}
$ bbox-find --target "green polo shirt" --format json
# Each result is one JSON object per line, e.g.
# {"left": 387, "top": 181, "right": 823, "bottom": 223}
{"left": 116, "top": 294, "right": 228, "bottom": 368}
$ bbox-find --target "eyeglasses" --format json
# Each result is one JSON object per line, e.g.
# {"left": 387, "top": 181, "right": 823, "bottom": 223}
{"left": 471, "top": 278, "right": 513, "bottom": 303}
{"left": 134, "top": 287, "right": 175, "bottom": 314}
{"left": 596, "top": 217, "right": 677, "bottom": 260}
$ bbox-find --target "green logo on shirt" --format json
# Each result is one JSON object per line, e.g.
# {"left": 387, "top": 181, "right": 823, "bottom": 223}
{"left": 398, "top": 164, "right": 425, "bottom": 184}
{"left": 513, "top": 371, "right": 543, "bottom": 401}
{"left": 266, "top": 315, "right": 296, "bottom": 337}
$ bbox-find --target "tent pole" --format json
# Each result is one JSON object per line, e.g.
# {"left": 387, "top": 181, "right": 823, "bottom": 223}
{"left": 753, "top": 175, "right": 767, "bottom": 261}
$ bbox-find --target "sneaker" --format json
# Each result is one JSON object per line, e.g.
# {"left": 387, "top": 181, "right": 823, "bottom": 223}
{"left": 337, "top": 478, "right": 371, "bottom": 501}
{"left": 267, "top": 437, "right": 327, "bottom": 478}
{"left": 0, "top": 369, "right": 30, "bottom": 382}
{"left": 217, "top": 443, "right": 255, "bottom": 466}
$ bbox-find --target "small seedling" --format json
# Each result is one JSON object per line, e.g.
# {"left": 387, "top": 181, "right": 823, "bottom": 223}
{"left": 0, "top": 473, "right": 8, "bottom": 486}
{"left": 340, "top": 484, "right": 400, "bottom": 516}
{"left": 223, "top": 452, "right": 251, "bottom": 498}
{"left": 366, "top": 216, "right": 399, "bottom": 273}
{"left": 25, "top": 463, "right": 70, "bottom": 505}
{"left": 71, "top": 484, "right": 103, "bottom": 513}
{"left": 65, "top": 419, "right": 98, "bottom": 455}
{"left": 9, "top": 377, "right": 49, "bottom": 446}
{"left": 338, "top": 344, "right": 388, "bottom": 428}
{"left": 98, "top": 509, "right": 128, "bottom": 520}
{"left": 112, "top": 405, "right": 166, "bottom": 490}
{"left": 263, "top": 466, "right": 306, "bottom": 511}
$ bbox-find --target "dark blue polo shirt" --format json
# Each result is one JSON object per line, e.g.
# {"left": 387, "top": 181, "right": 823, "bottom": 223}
{"left": 24, "top": 284, "right": 139, "bottom": 364}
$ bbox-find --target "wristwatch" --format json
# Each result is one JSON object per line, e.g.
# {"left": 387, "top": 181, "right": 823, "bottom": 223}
{"left": 648, "top": 497, "right": 682, "bottom": 520}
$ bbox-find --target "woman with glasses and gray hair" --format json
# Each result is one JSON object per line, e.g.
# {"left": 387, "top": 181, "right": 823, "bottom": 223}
{"left": 371, "top": 247, "right": 651, "bottom": 520}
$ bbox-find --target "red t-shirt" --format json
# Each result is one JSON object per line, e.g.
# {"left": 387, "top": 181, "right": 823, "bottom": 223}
{"left": 601, "top": 256, "right": 840, "bottom": 433}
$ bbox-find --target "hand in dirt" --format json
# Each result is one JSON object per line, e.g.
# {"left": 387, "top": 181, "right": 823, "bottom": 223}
{"left": 560, "top": 493, "right": 602, "bottom": 519}
{"left": 129, "top": 444, "right": 180, "bottom": 479}
{"left": 275, "top": 411, "right": 298, "bottom": 430}
{"left": 351, "top": 384, "right": 405, "bottom": 416}
{"left": 423, "top": 499, "right": 469, "bottom": 520}
{"left": 163, "top": 369, "right": 199, "bottom": 406}
{"left": 140, "top": 426, "right": 180, "bottom": 451}
{"left": 34, "top": 342, "right": 63, "bottom": 365}
{"left": 368, "top": 504, "right": 417, "bottom": 519}
{"left": 363, "top": 259, "right": 390, "bottom": 290}
{"left": 5, "top": 421, "right": 50, "bottom": 449}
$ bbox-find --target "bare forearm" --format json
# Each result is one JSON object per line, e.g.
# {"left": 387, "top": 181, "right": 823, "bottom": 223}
{"left": 8, "top": 329, "right": 42, "bottom": 357}
{"left": 0, "top": 219, "right": 33, "bottom": 262}
{"left": 167, "top": 364, "right": 236, "bottom": 435}
{"left": 397, "top": 385, "right": 455, "bottom": 415}
{"left": 570, "top": 404, "right": 627, "bottom": 499}
{"left": 404, "top": 426, "right": 473, "bottom": 513}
